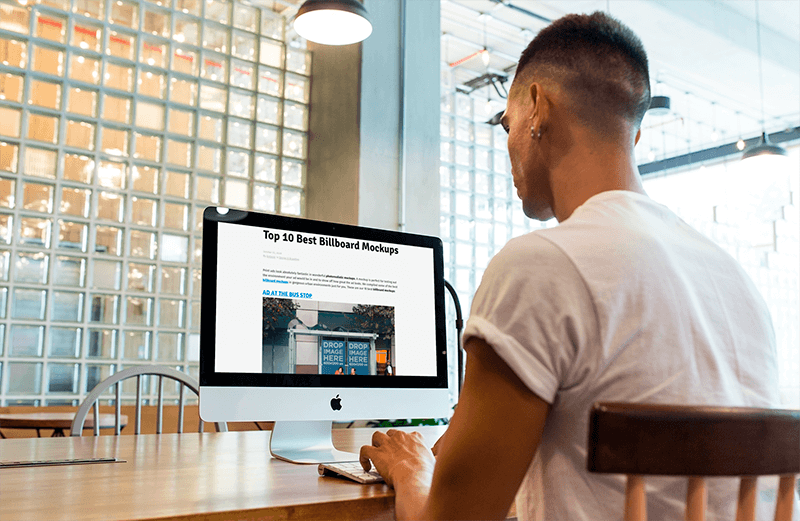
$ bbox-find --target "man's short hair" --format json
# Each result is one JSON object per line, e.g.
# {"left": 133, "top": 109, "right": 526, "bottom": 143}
{"left": 516, "top": 12, "right": 651, "bottom": 131}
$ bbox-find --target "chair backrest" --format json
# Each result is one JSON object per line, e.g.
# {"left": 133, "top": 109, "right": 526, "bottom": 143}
{"left": 70, "top": 365, "right": 227, "bottom": 436}
{"left": 587, "top": 402, "right": 800, "bottom": 521}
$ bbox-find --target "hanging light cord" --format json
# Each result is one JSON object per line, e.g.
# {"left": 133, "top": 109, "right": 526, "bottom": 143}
{"left": 755, "top": 0, "right": 766, "bottom": 133}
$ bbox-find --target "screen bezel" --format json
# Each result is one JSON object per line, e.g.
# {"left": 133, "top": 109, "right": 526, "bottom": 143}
{"left": 200, "top": 207, "right": 448, "bottom": 390}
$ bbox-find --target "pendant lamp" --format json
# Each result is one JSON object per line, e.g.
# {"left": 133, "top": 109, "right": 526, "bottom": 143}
{"left": 742, "top": 0, "right": 787, "bottom": 163}
{"left": 293, "top": 0, "right": 372, "bottom": 46}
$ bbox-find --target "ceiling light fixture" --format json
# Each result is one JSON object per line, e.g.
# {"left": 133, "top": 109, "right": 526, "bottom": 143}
{"left": 293, "top": 0, "right": 372, "bottom": 46}
{"left": 742, "top": 0, "right": 787, "bottom": 163}
{"left": 648, "top": 95, "right": 671, "bottom": 117}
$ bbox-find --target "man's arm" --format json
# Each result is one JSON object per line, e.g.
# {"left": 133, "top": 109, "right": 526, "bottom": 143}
{"left": 360, "top": 337, "right": 550, "bottom": 520}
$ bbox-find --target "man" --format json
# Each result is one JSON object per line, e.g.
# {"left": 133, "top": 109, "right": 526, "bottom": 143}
{"left": 359, "top": 11, "right": 784, "bottom": 521}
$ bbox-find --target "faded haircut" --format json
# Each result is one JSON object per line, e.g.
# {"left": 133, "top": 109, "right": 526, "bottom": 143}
{"left": 516, "top": 12, "right": 651, "bottom": 131}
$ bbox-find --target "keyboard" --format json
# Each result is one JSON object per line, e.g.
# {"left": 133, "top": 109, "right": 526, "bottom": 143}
{"left": 318, "top": 461, "right": 384, "bottom": 484}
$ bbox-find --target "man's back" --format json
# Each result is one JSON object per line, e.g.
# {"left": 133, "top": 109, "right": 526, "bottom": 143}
{"left": 466, "top": 190, "right": 784, "bottom": 520}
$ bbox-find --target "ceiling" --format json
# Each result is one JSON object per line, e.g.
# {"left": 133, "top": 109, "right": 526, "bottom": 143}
{"left": 259, "top": 0, "right": 800, "bottom": 164}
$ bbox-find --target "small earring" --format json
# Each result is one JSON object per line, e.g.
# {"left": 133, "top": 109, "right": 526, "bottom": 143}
{"left": 531, "top": 126, "right": 543, "bottom": 139}
{"left": 537, "top": 128, "right": 543, "bottom": 139}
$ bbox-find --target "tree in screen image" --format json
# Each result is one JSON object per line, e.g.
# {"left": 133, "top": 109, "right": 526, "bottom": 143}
{"left": 349, "top": 305, "right": 395, "bottom": 339}
{"left": 262, "top": 297, "right": 300, "bottom": 340}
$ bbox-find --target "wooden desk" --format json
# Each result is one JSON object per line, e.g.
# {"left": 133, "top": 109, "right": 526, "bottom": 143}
{"left": 0, "top": 426, "right": 446, "bottom": 521}
{"left": 0, "top": 413, "right": 129, "bottom": 437}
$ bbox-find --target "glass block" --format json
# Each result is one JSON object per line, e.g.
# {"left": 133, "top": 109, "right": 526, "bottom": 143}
{"left": 455, "top": 145, "right": 471, "bottom": 166}
{"left": 138, "top": 69, "right": 166, "bottom": 99}
{"left": 455, "top": 192, "right": 471, "bottom": 216}
{"left": 102, "top": 95, "right": 131, "bottom": 124}
{"left": 161, "top": 234, "right": 188, "bottom": 262}
{"left": 160, "top": 266, "right": 186, "bottom": 294}
{"left": 8, "top": 362, "right": 43, "bottom": 393}
{"left": 135, "top": 101, "right": 165, "bottom": 130}
{"left": 0, "top": 106, "right": 21, "bottom": 138}
{"left": 475, "top": 148, "right": 491, "bottom": 170}
{"left": 0, "top": 72, "right": 24, "bottom": 102}
{"left": 84, "top": 363, "right": 115, "bottom": 392}
{"left": 280, "top": 188, "right": 302, "bottom": 216}
{"left": 27, "top": 113, "right": 59, "bottom": 144}
{"left": 49, "top": 327, "right": 82, "bottom": 358}
{"left": 141, "top": 39, "right": 167, "bottom": 69}
{"left": 104, "top": 62, "right": 134, "bottom": 91}
{"left": 19, "top": 216, "right": 52, "bottom": 247}
{"left": 192, "top": 236, "right": 202, "bottom": 263}
{"left": 282, "top": 129, "right": 306, "bottom": 159}
{"left": 475, "top": 172, "right": 490, "bottom": 194}
{"left": 12, "top": 288, "right": 46, "bottom": 320}
{"left": 65, "top": 120, "right": 95, "bottom": 151}
{"left": 195, "top": 175, "right": 219, "bottom": 202}
{"left": 69, "top": 52, "right": 101, "bottom": 84}
{"left": 48, "top": 364, "right": 79, "bottom": 393}
{"left": 25, "top": 146, "right": 57, "bottom": 178}
{"left": 0, "top": 3, "right": 29, "bottom": 35}
{"left": 22, "top": 182, "right": 53, "bottom": 213}
{"left": 259, "top": 38, "right": 283, "bottom": 68}
{"left": 101, "top": 127, "right": 128, "bottom": 156}
{"left": 261, "top": 13, "right": 283, "bottom": 41}
{"left": 253, "top": 183, "right": 275, "bottom": 213}
{"left": 68, "top": 87, "right": 97, "bottom": 117}
{"left": 59, "top": 187, "right": 90, "bottom": 217}
{"left": 72, "top": 21, "right": 102, "bottom": 52}
{"left": 285, "top": 73, "right": 308, "bottom": 103}
{"left": 87, "top": 329, "right": 117, "bottom": 358}
{"left": 133, "top": 134, "right": 161, "bottom": 162}
{"left": 286, "top": 48, "right": 310, "bottom": 75}
{"left": 204, "top": 23, "right": 229, "bottom": 54}
{"left": 257, "top": 66, "right": 282, "bottom": 96}
{"left": 130, "top": 230, "right": 156, "bottom": 259}
{"left": 10, "top": 325, "right": 43, "bottom": 357}
{"left": 109, "top": 1, "right": 138, "bottom": 30}
{"left": 63, "top": 154, "right": 93, "bottom": 183}
{"left": 254, "top": 154, "right": 277, "bottom": 182}
{"left": 123, "top": 331, "right": 151, "bottom": 360}
{"left": 191, "top": 268, "right": 201, "bottom": 297}
{"left": 14, "top": 251, "right": 48, "bottom": 283}
{"left": 198, "top": 114, "right": 223, "bottom": 141}
{"left": 233, "top": 3, "right": 258, "bottom": 32}
{"left": 126, "top": 296, "right": 152, "bottom": 325}
{"left": 255, "top": 125, "right": 278, "bottom": 154}
{"left": 51, "top": 291, "right": 84, "bottom": 321}
{"left": 164, "top": 171, "right": 189, "bottom": 198}
{"left": 131, "top": 197, "right": 157, "bottom": 226}
{"left": 0, "top": 142, "right": 19, "bottom": 173}
{"left": 167, "top": 139, "right": 192, "bottom": 168}
{"left": 174, "top": 15, "right": 199, "bottom": 46}
{"left": 98, "top": 160, "right": 126, "bottom": 189}
{"left": 128, "top": 262, "right": 154, "bottom": 292}
{"left": 168, "top": 108, "right": 194, "bottom": 137}
{"left": 0, "top": 37, "right": 27, "bottom": 69}
{"left": 0, "top": 250, "right": 8, "bottom": 279}
{"left": 95, "top": 225, "right": 122, "bottom": 256}
{"left": 176, "top": 0, "right": 201, "bottom": 16}
{"left": 199, "top": 83, "right": 226, "bottom": 112}
{"left": 164, "top": 202, "right": 188, "bottom": 231}
{"left": 201, "top": 52, "right": 228, "bottom": 83}
{"left": 281, "top": 160, "right": 304, "bottom": 188}
{"left": 53, "top": 255, "right": 85, "bottom": 286}
{"left": 283, "top": 101, "right": 308, "bottom": 130}
{"left": 75, "top": 0, "right": 104, "bottom": 18}
{"left": 230, "top": 59, "right": 255, "bottom": 89}
{"left": 232, "top": 30, "right": 256, "bottom": 61}
{"left": 143, "top": 6, "right": 170, "bottom": 37}
{"left": 172, "top": 47, "right": 198, "bottom": 76}
{"left": 226, "top": 150, "right": 249, "bottom": 178}
{"left": 456, "top": 119, "right": 474, "bottom": 142}
{"left": 192, "top": 208, "right": 203, "bottom": 235}
{"left": 475, "top": 221, "right": 490, "bottom": 245}
{"left": 58, "top": 219, "right": 87, "bottom": 251}
{"left": 156, "top": 332, "right": 183, "bottom": 361}
{"left": 129, "top": 165, "right": 158, "bottom": 194}
{"left": 89, "top": 294, "right": 118, "bottom": 324}
{"left": 108, "top": 30, "right": 136, "bottom": 61}
{"left": 256, "top": 95, "right": 280, "bottom": 124}
{"left": 228, "top": 119, "right": 252, "bottom": 148}
{"left": 159, "top": 299, "right": 185, "bottom": 327}
{"left": 168, "top": 77, "right": 197, "bottom": 106}
{"left": 97, "top": 191, "right": 124, "bottom": 221}
{"left": 0, "top": 178, "right": 14, "bottom": 208}
{"left": 0, "top": 214, "right": 13, "bottom": 244}
{"left": 197, "top": 145, "right": 221, "bottom": 172}
{"left": 29, "top": 79, "right": 62, "bottom": 109}
{"left": 92, "top": 259, "right": 121, "bottom": 290}
{"left": 35, "top": 11, "right": 67, "bottom": 43}
{"left": 476, "top": 125, "right": 492, "bottom": 147}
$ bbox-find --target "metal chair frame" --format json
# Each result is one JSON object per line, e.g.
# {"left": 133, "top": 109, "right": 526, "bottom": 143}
{"left": 70, "top": 365, "right": 227, "bottom": 436}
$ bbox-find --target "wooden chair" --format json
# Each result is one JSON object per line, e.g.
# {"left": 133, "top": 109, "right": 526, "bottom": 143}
{"left": 587, "top": 402, "right": 799, "bottom": 521}
{"left": 70, "top": 365, "right": 227, "bottom": 436}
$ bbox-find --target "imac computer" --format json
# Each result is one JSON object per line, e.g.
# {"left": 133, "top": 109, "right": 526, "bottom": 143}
{"left": 199, "top": 207, "right": 451, "bottom": 463}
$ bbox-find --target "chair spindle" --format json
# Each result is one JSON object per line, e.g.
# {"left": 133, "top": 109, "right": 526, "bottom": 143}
{"left": 685, "top": 476, "right": 706, "bottom": 521}
{"left": 135, "top": 375, "right": 142, "bottom": 434}
{"left": 735, "top": 476, "right": 757, "bottom": 521}
{"left": 93, "top": 401, "right": 100, "bottom": 436}
{"left": 625, "top": 475, "right": 647, "bottom": 521}
{"left": 115, "top": 382, "right": 122, "bottom": 435}
{"left": 775, "top": 475, "right": 796, "bottom": 521}
{"left": 156, "top": 375, "right": 164, "bottom": 434}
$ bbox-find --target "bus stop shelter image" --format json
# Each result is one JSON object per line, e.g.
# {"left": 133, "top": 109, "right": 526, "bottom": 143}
{"left": 288, "top": 329, "right": 379, "bottom": 375}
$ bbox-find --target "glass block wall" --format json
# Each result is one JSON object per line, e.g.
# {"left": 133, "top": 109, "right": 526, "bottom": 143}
{"left": 0, "top": 0, "right": 310, "bottom": 405}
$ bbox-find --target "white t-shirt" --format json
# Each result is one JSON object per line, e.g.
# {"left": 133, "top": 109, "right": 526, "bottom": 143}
{"left": 464, "top": 191, "right": 792, "bottom": 521}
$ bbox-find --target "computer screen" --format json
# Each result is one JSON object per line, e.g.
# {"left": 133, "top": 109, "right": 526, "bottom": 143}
{"left": 199, "top": 207, "right": 451, "bottom": 463}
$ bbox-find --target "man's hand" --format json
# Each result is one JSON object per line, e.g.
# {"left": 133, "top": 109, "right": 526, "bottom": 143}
{"left": 359, "top": 429, "right": 436, "bottom": 488}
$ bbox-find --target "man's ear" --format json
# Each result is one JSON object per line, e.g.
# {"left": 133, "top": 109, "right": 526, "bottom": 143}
{"left": 529, "top": 82, "right": 549, "bottom": 135}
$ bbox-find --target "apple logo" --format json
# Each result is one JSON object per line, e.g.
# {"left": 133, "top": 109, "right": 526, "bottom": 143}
{"left": 330, "top": 394, "right": 342, "bottom": 411}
